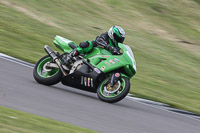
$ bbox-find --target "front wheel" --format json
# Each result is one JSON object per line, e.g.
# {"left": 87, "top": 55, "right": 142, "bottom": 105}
{"left": 97, "top": 77, "right": 130, "bottom": 103}
{"left": 33, "top": 55, "right": 62, "bottom": 85}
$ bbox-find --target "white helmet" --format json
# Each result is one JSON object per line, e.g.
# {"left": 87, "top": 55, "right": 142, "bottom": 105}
{"left": 108, "top": 25, "right": 125, "bottom": 45}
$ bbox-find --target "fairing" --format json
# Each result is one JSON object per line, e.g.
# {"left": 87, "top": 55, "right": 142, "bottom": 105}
{"left": 53, "top": 36, "right": 136, "bottom": 78}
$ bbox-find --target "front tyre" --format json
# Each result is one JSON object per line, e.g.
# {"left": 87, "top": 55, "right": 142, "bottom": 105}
{"left": 33, "top": 55, "right": 62, "bottom": 85}
{"left": 97, "top": 77, "right": 130, "bottom": 103}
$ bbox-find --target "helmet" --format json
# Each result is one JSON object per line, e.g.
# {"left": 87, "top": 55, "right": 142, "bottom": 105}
{"left": 108, "top": 25, "right": 125, "bottom": 45}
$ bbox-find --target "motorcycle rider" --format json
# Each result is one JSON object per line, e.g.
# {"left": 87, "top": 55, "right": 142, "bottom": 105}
{"left": 63, "top": 25, "right": 125, "bottom": 65}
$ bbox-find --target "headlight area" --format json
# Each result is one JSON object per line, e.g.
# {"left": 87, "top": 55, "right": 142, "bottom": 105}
{"left": 123, "top": 65, "right": 136, "bottom": 78}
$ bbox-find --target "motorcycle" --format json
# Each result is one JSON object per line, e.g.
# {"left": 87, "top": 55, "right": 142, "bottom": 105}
{"left": 33, "top": 35, "right": 136, "bottom": 103}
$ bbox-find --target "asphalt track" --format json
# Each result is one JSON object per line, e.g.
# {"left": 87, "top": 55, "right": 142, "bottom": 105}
{"left": 0, "top": 57, "right": 200, "bottom": 133}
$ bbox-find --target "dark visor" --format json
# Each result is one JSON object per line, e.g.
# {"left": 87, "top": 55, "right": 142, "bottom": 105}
{"left": 113, "top": 33, "right": 125, "bottom": 43}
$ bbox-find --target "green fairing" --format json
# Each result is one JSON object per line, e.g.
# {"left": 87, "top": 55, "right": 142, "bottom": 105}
{"left": 87, "top": 43, "right": 136, "bottom": 78}
{"left": 53, "top": 36, "right": 136, "bottom": 78}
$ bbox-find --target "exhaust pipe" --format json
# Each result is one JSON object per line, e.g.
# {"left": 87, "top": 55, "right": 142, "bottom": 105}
{"left": 44, "top": 45, "right": 67, "bottom": 76}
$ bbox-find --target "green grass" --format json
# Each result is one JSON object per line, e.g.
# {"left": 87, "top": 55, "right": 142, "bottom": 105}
{"left": 0, "top": 106, "right": 98, "bottom": 133}
{"left": 0, "top": 0, "right": 200, "bottom": 116}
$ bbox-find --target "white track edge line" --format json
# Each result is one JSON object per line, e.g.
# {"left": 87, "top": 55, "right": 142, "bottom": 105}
{"left": 0, "top": 53, "right": 34, "bottom": 68}
{"left": 126, "top": 96, "right": 200, "bottom": 122}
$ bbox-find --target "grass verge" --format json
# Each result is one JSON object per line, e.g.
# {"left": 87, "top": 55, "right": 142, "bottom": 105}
{"left": 0, "top": 106, "right": 98, "bottom": 133}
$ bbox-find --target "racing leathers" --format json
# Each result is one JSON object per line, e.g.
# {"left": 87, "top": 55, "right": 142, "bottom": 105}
{"left": 63, "top": 32, "right": 120, "bottom": 65}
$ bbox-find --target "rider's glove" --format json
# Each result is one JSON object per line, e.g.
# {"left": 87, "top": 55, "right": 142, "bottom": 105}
{"left": 107, "top": 46, "right": 120, "bottom": 55}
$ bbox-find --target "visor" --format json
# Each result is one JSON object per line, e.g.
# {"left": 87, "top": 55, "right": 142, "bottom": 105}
{"left": 113, "top": 33, "right": 125, "bottom": 43}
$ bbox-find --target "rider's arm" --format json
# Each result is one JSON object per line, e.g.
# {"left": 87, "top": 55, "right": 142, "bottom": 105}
{"left": 95, "top": 33, "right": 120, "bottom": 55}
{"left": 76, "top": 32, "right": 109, "bottom": 54}
{"left": 94, "top": 32, "right": 110, "bottom": 50}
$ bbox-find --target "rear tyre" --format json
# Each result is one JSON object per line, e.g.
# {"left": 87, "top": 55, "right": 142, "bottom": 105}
{"left": 97, "top": 77, "right": 130, "bottom": 103}
{"left": 33, "top": 55, "right": 62, "bottom": 85}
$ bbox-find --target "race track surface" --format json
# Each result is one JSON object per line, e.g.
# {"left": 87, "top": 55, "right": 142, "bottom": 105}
{"left": 0, "top": 58, "right": 200, "bottom": 133}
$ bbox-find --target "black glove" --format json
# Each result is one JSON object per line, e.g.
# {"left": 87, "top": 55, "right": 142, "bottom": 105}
{"left": 108, "top": 46, "right": 120, "bottom": 55}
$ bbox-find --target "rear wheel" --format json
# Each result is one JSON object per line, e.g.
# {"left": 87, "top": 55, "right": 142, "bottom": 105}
{"left": 97, "top": 77, "right": 130, "bottom": 103}
{"left": 33, "top": 55, "right": 62, "bottom": 85}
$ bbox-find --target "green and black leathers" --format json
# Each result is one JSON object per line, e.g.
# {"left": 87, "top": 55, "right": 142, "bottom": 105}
{"left": 77, "top": 32, "right": 117, "bottom": 54}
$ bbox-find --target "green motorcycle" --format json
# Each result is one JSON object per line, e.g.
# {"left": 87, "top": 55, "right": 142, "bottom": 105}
{"left": 33, "top": 35, "right": 136, "bottom": 103}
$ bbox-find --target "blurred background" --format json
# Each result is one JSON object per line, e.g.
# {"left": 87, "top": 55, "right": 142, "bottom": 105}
{"left": 0, "top": 0, "right": 200, "bottom": 114}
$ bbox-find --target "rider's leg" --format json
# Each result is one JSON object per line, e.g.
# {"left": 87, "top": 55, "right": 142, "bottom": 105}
{"left": 63, "top": 41, "right": 93, "bottom": 65}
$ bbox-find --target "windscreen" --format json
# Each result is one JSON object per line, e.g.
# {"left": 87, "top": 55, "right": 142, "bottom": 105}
{"left": 124, "top": 45, "right": 137, "bottom": 72}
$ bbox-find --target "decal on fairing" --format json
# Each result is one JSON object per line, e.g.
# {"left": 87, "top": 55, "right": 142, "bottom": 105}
{"left": 94, "top": 68, "right": 101, "bottom": 74}
{"left": 101, "top": 66, "right": 106, "bottom": 71}
{"left": 105, "top": 61, "right": 111, "bottom": 66}
{"left": 113, "top": 58, "right": 120, "bottom": 62}
{"left": 88, "top": 78, "right": 90, "bottom": 87}
{"left": 84, "top": 77, "right": 87, "bottom": 86}
{"left": 109, "top": 59, "right": 115, "bottom": 64}
{"left": 115, "top": 73, "right": 120, "bottom": 77}
{"left": 91, "top": 78, "right": 93, "bottom": 87}
{"left": 81, "top": 76, "right": 83, "bottom": 85}
{"left": 81, "top": 77, "right": 93, "bottom": 87}
{"left": 102, "top": 55, "right": 109, "bottom": 58}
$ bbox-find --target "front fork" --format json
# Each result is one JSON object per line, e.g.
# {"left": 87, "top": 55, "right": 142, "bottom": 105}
{"left": 110, "top": 72, "right": 121, "bottom": 87}
{"left": 44, "top": 45, "right": 67, "bottom": 76}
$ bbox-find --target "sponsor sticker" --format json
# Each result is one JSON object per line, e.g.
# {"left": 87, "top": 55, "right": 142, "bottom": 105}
{"left": 105, "top": 61, "right": 111, "bottom": 66}
{"left": 88, "top": 78, "right": 90, "bottom": 87}
{"left": 102, "top": 55, "right": 109, "bottom": 58}
{"left": 84, "top": 77, "right": 87, "bottom": 86}
{"left": 101, "top": 66, "right": 106, "bottom": 71}
{"left": 94, "top": 68, "right": 101, "bottom": 73}
{"left": 58, "top": 40, "right": 63, "bottom": 44}
{"left": 81, "top": 76, "right": 83, "bottom": 85}
{"left": 115, "top": 73, "right": 120, "bottom": 77}
{"left": 91, "top": 78, "right": 93, "bottom": 87}
{"left": 113, "top": 58, "right": 120, "bottom": 62}
{"left": 109, "top": 59, "right": 115, "bottom": 64}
